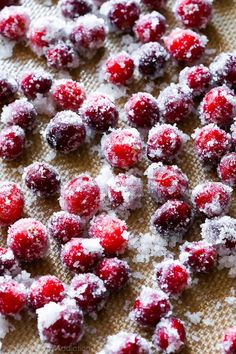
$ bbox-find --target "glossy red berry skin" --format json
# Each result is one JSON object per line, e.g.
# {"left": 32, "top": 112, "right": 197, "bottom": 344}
{"left": 60, "top": 174, "right": 101, "bottom": 218}
{"left": 218, "top": 153, "right": 236, "bottom": 187}
{"left": 222, "top": 327, "right": 236, "bottom": 354}
{"left": 0, "top": 125, "right": 25, "bottom": 161}
{"left": 210, "top": 52, "right": 236, "bottom": 88}
{"left": 52, "top": 80, "right": 86, "bottom": 112}
{"left": 0, "top": 181, "right": 24, "bottom": 227}
{"left": 134, "top": 11, "right": 167, "bottom": 43}
{"left": 154, "top": 317, "right": 186, "bottom": 353}
{"left": 60, "top": 0, "right": 93, "bottom": 19}
{"left": 20, "top": 71, "right": 52, "bottom": 100}
{"left": 0, "top": 247, "right": 19, "bottom": 275}
{"left": 179, "top": 65, "right": 212, "bottom": 96}
{"left": 101, "top": 332, "right": 151, "bottom": 354}
{"left": 141, "top": 0, "right": 167, "bottom": 9}
{"left": 174, "top": 0, "right": 213, "bottom": 29}
{"left": 0, "top": 73, "right": 18, "bottom": 103}
{"left": 0, "top": 6, "right": 30, "bottom": 40}
{"left": 104, "top": 53, "right": 134, "bottom": 85}
{"left": 0, "top": 0, "right": 20, "bottom": 10}
{"left": 46, "top": 42, "right": 79, "bottom": 70}
{"left": 0, "top": 280, "right": 26, "bottom": 315}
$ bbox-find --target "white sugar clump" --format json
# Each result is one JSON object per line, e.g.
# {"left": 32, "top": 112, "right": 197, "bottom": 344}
{"left": 0, "top": 315, "right": 14, "bottom": 349}
{"left": 184, "top": 311, "right": 202, "bottom": 325}
{"left": 0, "top": 35, "right": 15, "bottom": 59}
{"left": 32, "top": 94, "right": 56, "bottom": 117}
{"left": 81, "top": 238, "right": 104, "bottom": 255}
{"left": 37, "top": 300, "right": 67, "bottom": 331}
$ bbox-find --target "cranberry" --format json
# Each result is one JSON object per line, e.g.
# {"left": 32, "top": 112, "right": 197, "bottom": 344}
{"left": 46, "top": 41, "right": 79, "bottom": 70}
{"left": 164, "top": 28, "right": 207, "bottom": 63}
{"left": 61, "top": 238, "right": 103, "bottom": 273}
{"left": 222, "top": 327, "right": 236, "bottom": 354}
{"left": 193, "top": 124, "right": 232, "bottom": 165}
{"left": 174, "top": 0, "right": 213, "bottom": 29}
{"left": 28, "top": 275, "right": 65, "bottom": 311}
{"left": 146, "top": 163, "right": 189, "bottom": 204}
{"left": 0, "top": 247, "right": 19, "bottom": 275}
{"left": 45, "top": 111, "right": 86, "bottom": 153}
{"left": 104, "top": 52, "right": 134, "bottom": 85}
{"left": 1, "top": 99, "right": 37, "bottom": 131}
{"left": 134, "top": 11, "right": 167, "bottom": 44}
{"left": 52, "top": 79, "right": 86, "bottom": 111}
{"left": 48, "top": 211, "right": 83, "bottom": 244}
{"left": 210, "top": 52, "right": 236, "bottom": 88}
{"left": 102, "top": 128, "right": 142, "bottom": 169}
{"left": 191, "top": 182, "right": 232, "bottom": 218}
{"left": 0, "top": 181, "right": 24, "bottom": 227}
{"left": 218, "top": 153, "right": 236, "bottom": 187}
{"left": 141, "top": 0, "right": 167, "bottom": 9}
{"left": 0, "top": 0, "right": 20, "bottom": 10}
{"left": 0, "top": 6, "right": 30, "bottom": 40}
{"left": 154, "top": 317, "right": 186, "bottom": 353}
{"left": 20, "top": 71, "right": 52, "bottom": 100}
{"left": 179, "top": 64, "right": 212, "bottom": 96}
{"left": 152, "top": 200, "right": 192, "bottom": 237}
{"left": 124, "top": 92, "right": 159, "bottom": 128}
{"left": 131, "top": 287, "right": 171, "bottom": 326}
{"left": 37, "top": 299, "right": 84, "bottom": 347}
{"left": 89, "top": 214, "right": 128, "bottom": 255}
{"left": 0, "top": 72, "right": 18, "bottom": 103}
{"left": 7, "top": 218, "right": 49, "bottom": 262}
{"left": 80, "top": 94, "right": 118, "bottom": 131}
{"left": 199, "top": 86, "right": 236, "bottom": 127}
{"left": 101, "top": 332, "right": 151, "bottom": 354}
{"left": 0, "top": 125, "right": 25, "bottom": 161}
{"left": 146, "top": 124, "right": 189, "bottom": 163}
{"left": 0, "top": 280, "right": 26, "bottom": 315}
{"left": 60, "top": 0, "right": 93, "bottom": 19}
{"left": 60, "top": 174, "right": 100, "bottom": 218}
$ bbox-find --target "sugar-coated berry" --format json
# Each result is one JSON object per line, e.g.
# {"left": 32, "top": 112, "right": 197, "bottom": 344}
{"left": 60, "top": 0, "right": 93, "bottom": 19}
{"left": 174, "top": 0, "right": 213, "bottom": 29}
{"left": 191, "top": 182, "right": 232, "bottom": 218}
{"left": 101, "top": 331, "right": 151, "bottom": 354}
{"left": 80, "top": 94, "right": 118, "bottom": 131}
{"left": 45, "top": 111, "right": 86, "bottom": 153}
{"left": 134, "top": 11, "right": 167, "bottom": 44}
{"left": 52, "top": 79, "right": 86, "bottom": 112}
{"left": 1, "top": 99, "right": 37, "bottom": 131}
{"left": 89, "top": 214, "right": 128, "bottom": 255}
{"left": 0, "top": 181, "right": 24, "bottom": 227}
{"left": 154, "top": 317, "right": 186, "bottom": 353}
{"left": 0, "top": 247, "right": 19, "bottom": 275}
{"left": 124, "top": 92, "right": 159, "bottom": 128}
{"left": 61, "top": 238, "right": 103, "bottom": 273}
{"left": 102, "top": 128, "right": 142, "bottom": 169}
{"left": 20, "top": 71, "right": 52, "bottom": 100}
{"left": 7, "top": 218, "right": 49, "bottom": 262}
{"left": 48, "top": 211, "right": 83, "bottom": 244}
{"left": 28, "top": 275, "right": 65, "bottom": 311}
{"left": 0, "top": 0, "right": 20, "bottom": 10}
{"left": 104, "top": 52, "right": 134, "bottom": 85}
{"left": 46, "top": 41, "right": 79, "bottom": 70}
{"left": 164, "top": 28, "right": 207, "bottom": 63}
{"left": 0, "top": 72, "right": 18, "bottom": 104}
{"left": 0, "top": 6, "right": 30, "bottom": 40}
{"left": 131, "top": 286, "right": 171, "bottom": 327}
{"left": 0, "top": 280, "right": 26, "bottom": 315}
{"left": 179, "top": 65, "right": 212, "bottom": 96}
{"left": 210, "top": 52, "right": 236, "bottom": 88}
{"left": 141, "top": 0, "right": 167, "bottom": 9}
{"left": 218, "top": 153, "right": 236, "bottom": 187}
{"left": 146, "top": 163, "right": 189, "bottom": 204}
{"left": 222, "top": 327, "right": 236, "bottom": 354}
{"left": 60, "top": 174, "right": 101, "bottom": 218}
{"left": 0, "top": 125, "right": 25, "bottom": 161}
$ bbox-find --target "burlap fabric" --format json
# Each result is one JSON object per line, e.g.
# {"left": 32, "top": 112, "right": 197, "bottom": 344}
{"left": 0, "top": 0, "right": 235, "bottom": 352}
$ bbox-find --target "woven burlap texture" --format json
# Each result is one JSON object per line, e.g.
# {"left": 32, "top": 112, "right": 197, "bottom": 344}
{"left": 0, "top": 0, "right": 235, "bottom": 353}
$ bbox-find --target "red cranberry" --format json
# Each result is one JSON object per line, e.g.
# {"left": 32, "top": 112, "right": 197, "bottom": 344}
{"left": 141, "top": 0, "right": 167, "bottom": 9}
{"left": 210, "top": 52, "right": 236, "bottom": 88}
{"left": 124, "top": 92, "right": 159, "bottom": 128}
{"left": 46, "top": 41, "right": 79, "bottom": 70}
{"left": 193, "top": 124, "right": 232, "bottom": 165}
{"left": 152, "top": 200, "right": 192, "bottom": 237}
{"left": 37, "top": 299, "right": 84, "bottom": 347}
{"left": 95, "top": 257, "right": 130, "bottom": 291}
{"left": 134, "top": 11, "right": 167, "bottom": 44}
{"left": 102, "top": 128, "right": 142, "bottom": 169}
{"left": 89, "top": 214, "right": 128, "bottom": 255}
{"left": 179, "top": 64, "right": 212, "bottom": 96}
{"left": 191, "top": 182, "right": 232, "bottom": 218}
{"left": 60, "top": 0, "right": 93, "bottom": 19}
{"left": 222, "top": 327, "right": 236, "bottom": 354}
{"left": 0, "top": 72, "right": 18, "bottom": 103}
{"left": 0, "top": 280, "right": 26, "bottom": 315}
{"left": 154, "top": 317, "right": 186, "bottom": 353}
{"left": 0, "top": 125, "right": 25, "bottom": 161}
{"left": 174, "top": 0, "right": 213, "bottom": 29}
{"left": 52, "top": 79, "right": 86, "bottom": 111}
{"left": 164, "top": 28, "right": 207, "bottom": 63}
{"left": 199, "top": 86, "right": 236, "bottom": 127}
{"left": 61, "top": 238, "right": 103, "bottom": 273}
{"left": 101, "top": 332, "right": 151, "bottom": 354}
{"left": 0, "top": 6, "right": 30, "bottom": 40}
{"left": 60, "top": 174, "right": 101, "bottom": 218}
{"left": 0, "top": 181, "right": 24, "bottom": 227}
{"left": 158, "top": 84, "right": 193, "bottom": 124}
{"left": 0, "top": 0, "right": 20, "bottom": 10}
{"left": 131, "top": 287, "right": 171, "bottom": 326}
{"left": 1, "top": 99, "right": 37, "bottom": 131}
{"left": 0, "top": 247, "right": 19, "bottom": 275}
{"left": 28, "top": 275, "right": 65, "bottom": 311}
{"left": 20, "top": 71, "right": 52, "bottom": 100}
{"left": 218, "top": 153, "right": 236, "bottom": 187}
{"left": 48, "top": 211, "right": 83, "bottom": 244}
{"left": 80, "top": 94, "right": 118, "bottom": 131}
{"left": 104, "top": 52, "right": 134, "bottom": 85}
{"left": 45, "top": 111, "right": 86, "bottom": 153}
{"left": 7, "top": 218, "right": 49, "bottom": 262}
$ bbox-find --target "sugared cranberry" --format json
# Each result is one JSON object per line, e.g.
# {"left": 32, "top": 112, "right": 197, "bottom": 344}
{"left": 20, "top": 71, "right": 52, "bottom": 100}
{"left": 60, "top": 0, "right": 93, "bottom": 19}
{"left": 0, "top": 0, "right": 20, "bottom": 10}
{"left": 164, "top": 28, "right": 207, "bottom": 63}
{"left": 152, "top": 200, "right": 192, "bottom": 237}
{"left": 179, "top": 64, "right": 212, "bottom": 96}
{"left": 101, "top": 332, "right": 151, "bottom": 354}
{"left": 210, "top": 52, "right": 236, "bottom": 88}
{"left": 0, "top": 6, "right": 30, "bottom": 40}
{"left": 191, "top": 182, "right": 232, "bottom": 218}
{"left": 146, "top": 163, "right": 189, "bottom": 204}
{"left": 37, "top": 299, "right": 84, "bottom": 347}
{"left": 131, "top": 287, "right": 171, "bottom": 327}
{"left": 222, "top": 327, "right": 236, "bottom": 354}
{"left": 80, "top": 94, "right": 118, "bottom": 131}
{"left": 134, "top": 11, "right": 167, "bottom": 44}
{"left": 200, "top": 86, "right": 236, "bottom": 127}
{"left": 193, "top": 124, "right": 232, "bottom": 165}
{"left": 48, "top": 211, "right": 83, "bottom": 244}
{"left": 141, "top": 0, "right": 167, "bottom": 9}
{"left": 154, "top": 317, "right": 186, "bottom": 353}
{"left": 0, "top": 181, "right": 24, "bottom": 227}
{"left": 218, "top": 153, "right": 236, "bottom": 187}
{"left": 0, "top": 125, "right": 25, "bottom": 161}
{"left": 102, "top": 128, "right": 142, "bottom": 169}
{"left": 104, "top": 52, "right": 134, "bottom": 85}
{"left": 0, "top": 280, "right": 26, "bottom": 315}
{"left": 179, "top": 241, "right": 218, "bottom": 272}
{"left": 174, "top": 0, "right": 213, "bottom": 29}
{"left": 60, "top": 174, "right": 101, "bottom": 218}
{"left": 61, "top": 238, "right": 103, "bottom": 273}
{"left": 46, "top": 41, "right": 79, "bottom": 70}
{"left": 45, "top": 111, "right": 86, "bottom": 153}
{"left": 52, "top": 79, "right": 86, "bottom": 111}
{"left": 0, "top": 247, "right": 19, "bottom": 275}
{"left": 7, "top": 218, "right": 49, "bottom": 262}
{"left": 0, "top": 72, "right": 18, "bottom": 104}
{"left": 1, "top": 99, "right": 37, "bottom": 131}
{"left": 28, "top": 275, "right": 65, "bottom": 311}
{"left": 89, "top": 214, "right": 128, "bottom": 255}
{"left": 124, "top": 92, "right": 159, "bottom": 128}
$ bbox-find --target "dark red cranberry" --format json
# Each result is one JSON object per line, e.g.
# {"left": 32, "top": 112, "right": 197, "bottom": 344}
{"left": 0, "top": 6, "right": 30, "bottom": 40}
{"left": 0, "top": 0, "right": 20, "bottom": 10}
{"left": 52, "top": 79, "right": 86, "bottom": 111}
{"left": 134, "top": 11, "right": 167, "bottom": 43}
{"left": 141, "top": 0, "right": 167, "bottom": 9}
{"left": 46, "top": 41, "right": 79, "bottom": 70}
{"left": 0, "top": 247, "right": 19, "bottom": 275}
{"left": 60, "top": 0, "right": 93, "bottom": 19}
{"left": 104, "top": 52, "right": 134, "bottom": 85}
{"left": 154, "top": 317, "right": 186, "bottom": 353}
{"left": 0, "top": 181, "right": 24, "bottom": 227}
{"left": 0, "top": 72, "right": 18, "bottom": 103}
{"left": 101, "top": 332, "right": 151, "bottom": 353}
{"left": 0, "top": 280, "right": 26, "bottom": 315}
{"left": 218, "top": 153, "right": 236, "bottom": 187}
{"left": 222, "top": 327, "right": 236, "bottom": 354}
{"left": 20, "top": 71, "right": 52, "bottom": 99}
{"left": 174, "top": 0, "right": 213, "bottom": 29}
{"left": 179, "top": 64, "right": 212, "bottom": 96}
{"left": 0, "top": 125, "right": 25, "bottom": 161}
{"left": 1, "top": 99, "right": 37, "bottom": 131}
{"left": 210, "top": 52, "right": 236, "bottom": 88}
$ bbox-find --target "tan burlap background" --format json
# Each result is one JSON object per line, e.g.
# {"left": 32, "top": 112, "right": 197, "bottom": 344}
{"left": 0, "top": 0, "right": 235, "bottom": 352}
